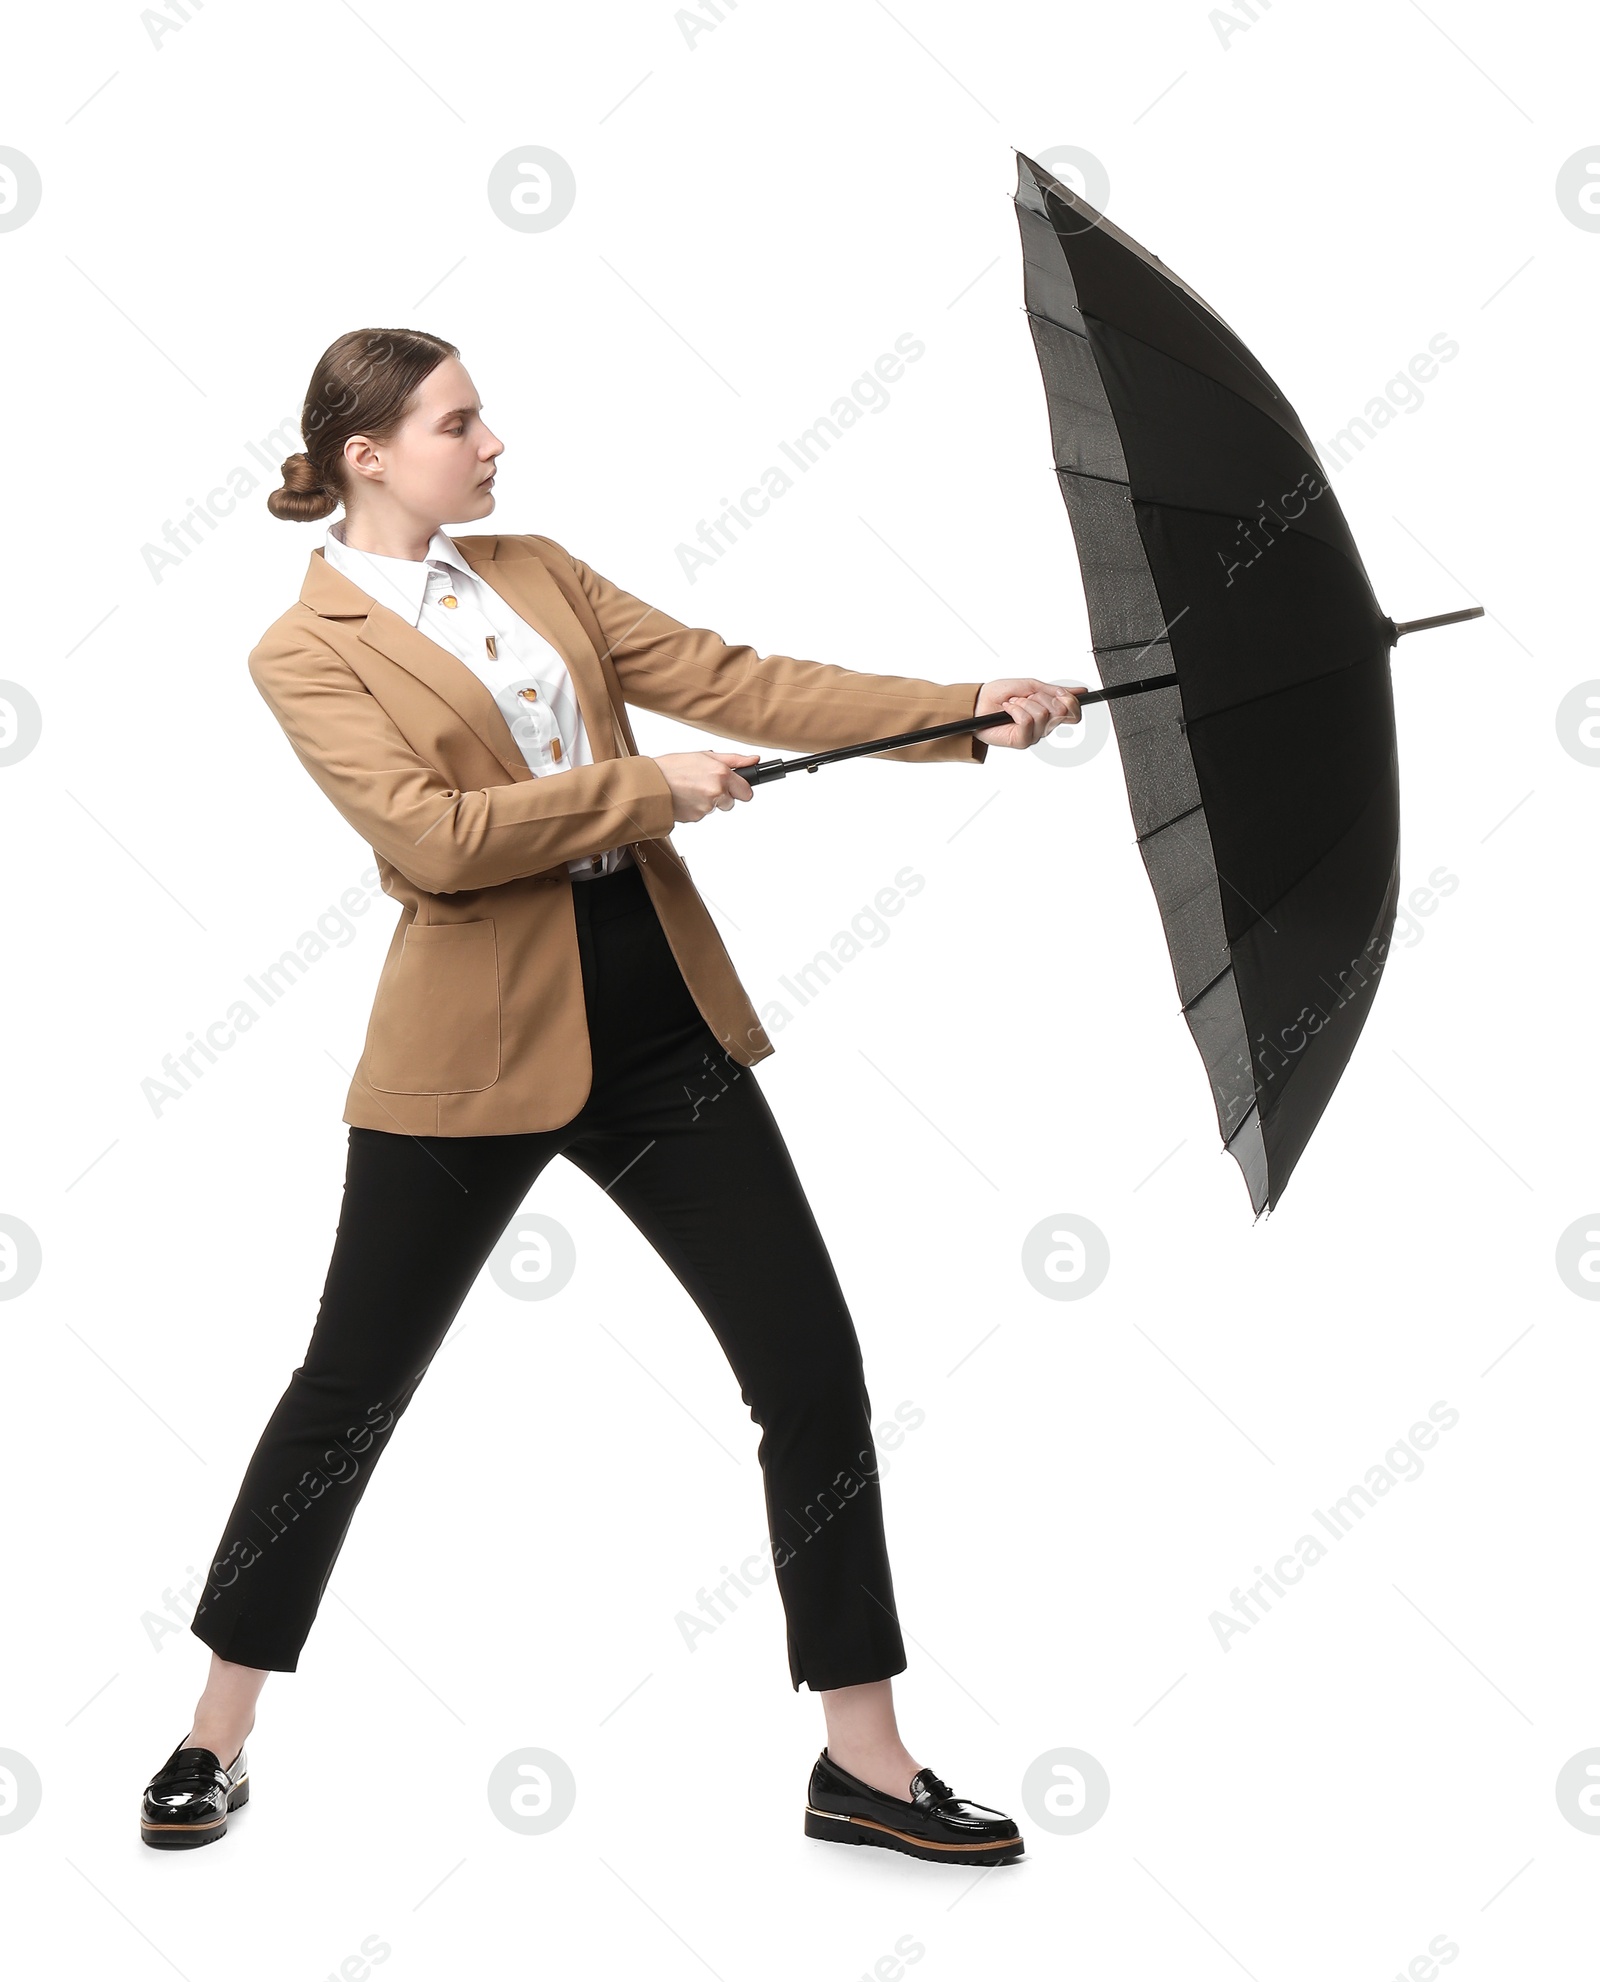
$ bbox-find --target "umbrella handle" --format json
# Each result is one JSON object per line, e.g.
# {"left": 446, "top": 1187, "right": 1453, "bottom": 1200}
{"left": 738, "top": 669, "right": 1180, "bottom": 786}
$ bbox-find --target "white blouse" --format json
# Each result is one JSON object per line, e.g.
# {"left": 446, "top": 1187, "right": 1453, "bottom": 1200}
{"left": 320, "top": 517, "right": 633, "bottom": 880}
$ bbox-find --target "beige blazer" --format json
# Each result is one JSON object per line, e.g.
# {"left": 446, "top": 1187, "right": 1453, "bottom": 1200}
{"left": 247, "top": 531, "right": 989, "bottom": 1135}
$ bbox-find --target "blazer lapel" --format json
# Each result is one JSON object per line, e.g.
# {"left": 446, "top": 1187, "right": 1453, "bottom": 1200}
{"left": 298, "top": 536, "right": 624, "bottom": 782}
{"left": 460, "top": 538, "right": 628, "bottom": 764}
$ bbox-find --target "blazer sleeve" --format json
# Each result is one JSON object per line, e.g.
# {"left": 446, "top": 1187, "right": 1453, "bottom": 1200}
{"left": 247, "top": 632, "right": 678, "bottom": 896}
{"left": 542, "top": 538, "right": 991, "bottom": 765}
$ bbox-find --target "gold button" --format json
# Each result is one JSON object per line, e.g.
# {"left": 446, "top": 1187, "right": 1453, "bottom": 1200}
{"left": 485, "top": 635, "right": 497, "bottom": 659}
{"left": 519, "top": 686, "right": 538, "bottom": 702}
{"left": 551, "top": 736, "right": 563, "bottom": 763}
{"left": 440, "top": 594, "right": 458, "bottom": 608}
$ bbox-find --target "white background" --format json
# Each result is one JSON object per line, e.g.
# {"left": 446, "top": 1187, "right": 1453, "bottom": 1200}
{"left": 1, "top": 1, "right": 1595, "bottom": 1976}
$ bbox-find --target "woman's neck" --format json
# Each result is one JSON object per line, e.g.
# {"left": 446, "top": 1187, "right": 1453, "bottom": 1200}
{"left": 337, "top": 511, "right": 438, "bottom": 562}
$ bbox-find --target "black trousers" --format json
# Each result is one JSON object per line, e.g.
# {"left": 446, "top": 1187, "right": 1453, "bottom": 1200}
{"left": 189, "top": 862, "right": 907, "bottom": 1691}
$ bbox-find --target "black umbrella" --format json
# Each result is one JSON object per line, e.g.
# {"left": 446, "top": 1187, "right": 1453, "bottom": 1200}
{"left": 743, "top": 153, "right": 1480, "bottom": 1215}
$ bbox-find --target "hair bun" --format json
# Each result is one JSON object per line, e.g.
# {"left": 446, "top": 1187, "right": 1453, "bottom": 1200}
{"left": 267, "top": 449, "right": 339, "bottom": 523}
{"left": 279, "top": 451, "right": 326, "bottom": 493}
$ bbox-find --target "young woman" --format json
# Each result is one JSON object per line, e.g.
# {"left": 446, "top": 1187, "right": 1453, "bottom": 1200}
{"left": 137, "top": 327, "right": 1080, "bottom": 1862}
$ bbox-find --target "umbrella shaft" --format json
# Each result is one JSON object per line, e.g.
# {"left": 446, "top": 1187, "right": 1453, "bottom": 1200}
{"left": 1392, "top": 606, "right": 1485, "bottom": 637}
{"left": 1084, "top": 670, "right": 1181, "bottom": 703}
{"left": 740, "top": 670, "right": 1180, "bottom": 785}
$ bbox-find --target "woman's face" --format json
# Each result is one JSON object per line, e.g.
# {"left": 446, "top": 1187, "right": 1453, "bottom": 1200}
{"left": 341, "top": 355, "right": 504, "bottom": 526}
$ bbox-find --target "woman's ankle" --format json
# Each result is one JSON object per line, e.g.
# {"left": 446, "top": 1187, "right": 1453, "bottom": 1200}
{"left": 186, "top": 1711, "right": 254, "bottom": 1760}
{"left": 182, "top": 1652, "right": 269, "bottom": 1761}
{"left": 826, "top": 1739, "right": 921, "bottom": 1799}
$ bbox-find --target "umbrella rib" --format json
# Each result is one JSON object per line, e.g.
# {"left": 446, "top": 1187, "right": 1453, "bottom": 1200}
{"left": 1095, "top": 635, "right": 1175, "bottom": 655}
{"left": 1147, "top": 500, "right": 1375, "bottom": 610}
{"left": 1178, "top": 957, "right": 1231, "bottom": 1014}
{"left": 1058, "top": 279, "right": 1308, "bottom": 455}
{"left": 1030, "top": 184, "right": 1274, "bottom": 395}
{"left": 1044, "top": 392, "right": 1380, "bottom": 691}
{"left": 1126, "top": 279, "right": 1294, "bottom": 428}
{"left": 1023, "top": 305, "right": 1090, "bottom": 342}
{"left": 1119, "top": 486, "right": 1376, "bottom": 601}
{"left": 1220, "top": 1097, "right": 1261, "bottom": 1150}
{"left": 1065, "top": 457, "right": 1381, "bottom": 604}
{"left": 1137, "top": 799, "right": 1204, "bottom": 847}
{"left": 1181, "top": 647, "right": 1392, "bottom": 727}
{"left": 1132, "top": 489, "right": 1312, "bottom": 528}
{"left": 1038, "top": 301, "right": 1329, "bottom": 516}
{"left": 1023, "top": 281, "right": 1300, "bottom": 443}
{"left": 1057, "top": 464, "right": 1131, "bottom": 489}
{"left": 1093, "top": 609, "right": 1193, "bottom": 674}
{"left": 1021, "top": 166, "right": 1246, "bottom": 340}
{"left": 1171, "top": 822, "right": 1281, "bottom": 938}
{"left": 1215, "top": 763, "right": 1396, "bottom": 949}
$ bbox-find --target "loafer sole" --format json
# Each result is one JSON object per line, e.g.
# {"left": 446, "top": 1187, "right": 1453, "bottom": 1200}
{"left": 805, "top": 1803, "right": 1023, "bottom": 1866}
{"left": 141, "top": 1775, "right": 249, "bottom": 1850}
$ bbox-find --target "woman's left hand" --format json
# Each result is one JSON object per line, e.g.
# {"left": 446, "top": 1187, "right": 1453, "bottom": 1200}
{"left": 973, "top": 677, "right": 1085, "bottom": 747}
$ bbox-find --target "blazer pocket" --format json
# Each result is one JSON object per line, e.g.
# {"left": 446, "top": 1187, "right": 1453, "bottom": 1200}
{"left": 364, "top": 919, "right": 502, "bottom": 1094}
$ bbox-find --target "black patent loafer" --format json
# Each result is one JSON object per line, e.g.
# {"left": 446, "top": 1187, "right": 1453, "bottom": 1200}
{"left": 804, "top": 1747, "right": 1024, "bottom": 1865}
{"left": 140, "top": 1739, "right": 249, "bottom": 1849}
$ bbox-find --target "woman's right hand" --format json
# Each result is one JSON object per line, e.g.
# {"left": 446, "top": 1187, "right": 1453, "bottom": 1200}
{"left": 655, "top": 751, "right": 760, "bottom": 822}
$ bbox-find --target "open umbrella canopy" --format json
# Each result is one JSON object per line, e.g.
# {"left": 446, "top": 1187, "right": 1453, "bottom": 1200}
{"left": 1010, "top": 150, "right": 1418, "bottom": 1215}
{"left": 738, "top": 154, "right": 1480, "bottom": 1216}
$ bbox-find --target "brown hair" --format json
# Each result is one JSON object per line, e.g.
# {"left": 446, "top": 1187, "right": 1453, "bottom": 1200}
{"left": 266, "top": 327, "right": 460, "bottom": 522}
